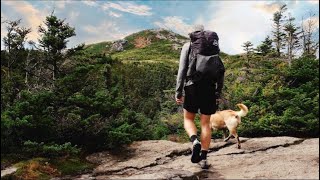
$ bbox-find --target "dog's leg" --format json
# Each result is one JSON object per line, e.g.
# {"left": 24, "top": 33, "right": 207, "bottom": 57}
{"left": 222, "top": 129, "right": 228, "bottom": 139}
{"left": 224, "top": 133, "right": 232, "bottom": 142}
{"left": 230, "top": 130, "right": 241, "bottom": 149}
{"left": 237, "top": 136, "right": 241, "bottom": 149}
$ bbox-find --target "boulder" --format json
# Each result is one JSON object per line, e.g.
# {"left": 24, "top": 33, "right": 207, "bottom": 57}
{"left": 110, "top": 39, "right": 128, "bottom": 52}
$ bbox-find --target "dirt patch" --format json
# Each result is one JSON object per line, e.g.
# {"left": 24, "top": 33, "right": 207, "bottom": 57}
{"left": 134, "top": 37, "right": 151, "bottom": 48}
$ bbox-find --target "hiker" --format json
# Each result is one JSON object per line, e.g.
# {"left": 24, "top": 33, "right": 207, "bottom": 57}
{"left": 175, "top": 24, "right": 225, "bottom": 169}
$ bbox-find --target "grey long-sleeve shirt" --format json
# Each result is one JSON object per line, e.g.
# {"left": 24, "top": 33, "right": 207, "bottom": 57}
{"left": 175, "top": 42, "right": 225, "bottom": 99}
{"left": 175, "top": 43, "right": 190, "bottom": 99}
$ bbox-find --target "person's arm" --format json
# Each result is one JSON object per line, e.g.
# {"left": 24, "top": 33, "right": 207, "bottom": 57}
{"left": 175, "top": 43, "right": 190, "bottom": 100}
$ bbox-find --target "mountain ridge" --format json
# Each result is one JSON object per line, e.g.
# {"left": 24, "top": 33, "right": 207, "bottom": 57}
{"left": 84, "top": 29, "right": 188, "bottom": 54}
{"left": 83, "top": 28, "right": 231, "bottom": 64}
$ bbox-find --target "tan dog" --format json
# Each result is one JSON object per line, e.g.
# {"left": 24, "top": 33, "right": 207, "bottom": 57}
{"left": 210, "top": 104, "right": 248, "bottom": 149}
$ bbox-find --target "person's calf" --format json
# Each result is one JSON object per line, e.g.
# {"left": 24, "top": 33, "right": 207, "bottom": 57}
{"left": 200, "top": 114, "right": 211, "bottom": 150}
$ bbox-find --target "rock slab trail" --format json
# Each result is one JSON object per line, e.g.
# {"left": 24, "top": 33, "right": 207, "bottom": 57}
{"left": 52, "top": 136, "right": 319, "bottom": 179}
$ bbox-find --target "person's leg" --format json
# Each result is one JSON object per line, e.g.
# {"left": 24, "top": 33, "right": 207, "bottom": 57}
{"left": 197, "top": 80, "right": 216, "bottom": 169}
{"left": 198, "top": 114, "right": 212, "bottom": 169}
{"left": 198, "top": 80, "right": 215, "bottom": 161}
{"left": 183, "top": 109, "right": 197, "bottom": 137}
{"left": 183, "top": 109, "right": 202, "bottom": 163}
{"left": 200, "top": 114, "right": 211, "bottom": 155}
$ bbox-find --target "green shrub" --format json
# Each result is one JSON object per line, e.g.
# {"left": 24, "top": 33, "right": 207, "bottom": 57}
{"left": 23, "top": 141, "right": 80, "bottom": 158}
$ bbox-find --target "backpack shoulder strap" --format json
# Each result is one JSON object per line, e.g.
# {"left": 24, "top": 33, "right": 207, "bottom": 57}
{"left": 187, "top": 41, "right": 191, "bottom": 57}
{"left": 186, "top": 41, "right": 192, "bottom": 66}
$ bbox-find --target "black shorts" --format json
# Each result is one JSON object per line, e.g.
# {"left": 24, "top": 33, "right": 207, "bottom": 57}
{"left": 183, "top": 80, "right": 217, "bottom": 115}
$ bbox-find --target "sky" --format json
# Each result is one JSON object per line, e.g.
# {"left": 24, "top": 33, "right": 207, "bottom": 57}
{"left": 1, "top": 0, "right": 319, "bottom": 55}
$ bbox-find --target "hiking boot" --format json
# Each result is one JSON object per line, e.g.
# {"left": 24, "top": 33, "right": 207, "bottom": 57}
{"left": 191, "top": 139, "right": 201, "bottom": 163}
{"left": 199, "top": 159, "right": 210, "bottom": 169}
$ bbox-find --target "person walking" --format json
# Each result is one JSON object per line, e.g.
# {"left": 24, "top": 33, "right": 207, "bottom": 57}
{"left": 175, "top": 24, "right": 225, "bottom": 169}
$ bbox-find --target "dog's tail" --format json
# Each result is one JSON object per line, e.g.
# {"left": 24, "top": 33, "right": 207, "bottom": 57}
{"left": 236, "top": 104, "right": 248, "bottom": 117}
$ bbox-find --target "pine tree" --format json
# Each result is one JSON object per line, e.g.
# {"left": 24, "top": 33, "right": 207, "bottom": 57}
{"left": 38, "top": 13, "right": 76, "bottom": 81}
{"left": 242, "top": 41, "right": 254, "bottom": 64}
{"left": 272, "top": 4, "right": 287, "bottom": 57}
{"left": 242, "top": 41, "right": 254, "bottom": 56}
{"left": 284, "top": 14, "right": 301, "bottom": 66}
{"left": 256, "top": 36, "right": 274, "bottom": 56}
{"left": 2, "top": 19, "right": 31, "bottom": 78}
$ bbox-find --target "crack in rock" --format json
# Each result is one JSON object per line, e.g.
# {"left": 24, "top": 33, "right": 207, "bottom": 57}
{"left": 94, "top": 148, "right": 192, "bottom": 177}
{"left": 213, "top": 139, "right": 305, "bottom": 157}
{"left": 208, "top": 139, "right": 249, "bottom": 153}
{"left": 93, "top": 166, "right": 139, "bottom": 176}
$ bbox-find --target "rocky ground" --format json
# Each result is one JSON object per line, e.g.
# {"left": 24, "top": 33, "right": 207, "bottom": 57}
{"left": 81, "top": 137, "right": 319, "bottom": 179}
{"left": 2, "top": 137, "right": 319, "bottom": 179}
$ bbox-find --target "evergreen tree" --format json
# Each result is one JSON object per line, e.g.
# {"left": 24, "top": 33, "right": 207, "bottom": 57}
{"left": 272, "top": 4, "right": 287, "bottom": 57}
{"left": 1, "top": 19, "right": 31, "bottom": 108}
{"left": 284, "top": 14, "right": 301, "bottom": 66}
{"left": 38, "top": 13, "right": 76, "bottom": 81}
{"left": 256, "top": 36, "right": 273, "bottom": 56}
{"left": 2, "top": 19, "right": 31, "bottom": 78}
{"left": 242, "top": 41, "right": 254, "bottom": 57}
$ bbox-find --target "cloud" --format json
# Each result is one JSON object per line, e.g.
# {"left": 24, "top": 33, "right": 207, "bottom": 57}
{"left": 82, "top": 21, "right": 135, "bottom": 44}
{"left": 69, "top": 11, "right": 80, "bottom": 21}
{"left": 253, "top": 2, "right": 284, "bottom": 14}
{"left": 55, "top": 1, "right": 67, "bottom": 9}
{"left": 1, "top": 1, "right": 48, "bottom": 42}
{"left": 109, "top": 11, "right": 122, "bottom": 18}
{"left": 83, "top": 22, "right": 118, "bottom": 35}
{"left": 154, "top": 16, "right": 192, "bottom": 36}
{"left": 102, "top": 2, "right": 152, "bottom": 16}
{"left": 1, "top": 12, "right": 7, "bottom": 34}
{"left": 307, "top": 0, "right": 319, "bottom": 4}
{"left": 201, "top": 1, "right": 275, "bottom": 54}
{"left": 82, "top": 0, "right": 98, "bottom": 7}
{"left": 1, "top": 12, "right": 8, "bottom": 49}
{"left": 51, "top": 0, "right": 73, "bottom": 9}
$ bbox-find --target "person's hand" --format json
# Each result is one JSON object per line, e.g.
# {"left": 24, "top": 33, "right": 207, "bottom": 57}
{"left": 176, "top": 96, "right": 184, "bottom": 105}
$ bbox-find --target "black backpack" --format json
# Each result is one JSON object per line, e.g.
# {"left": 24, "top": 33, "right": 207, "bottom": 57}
{"left": 190, "top": 30, "right": 220, "bottom": 55}
{"left": 187, "top": 30, "right": 225, "bottom": 82}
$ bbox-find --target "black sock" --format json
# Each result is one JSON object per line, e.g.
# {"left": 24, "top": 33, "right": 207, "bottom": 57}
{"left": 190, "top": 135, "right": 198, "bottom": 143}
{"left": 201, "top": 150, "right": 208, "bottom": 160}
